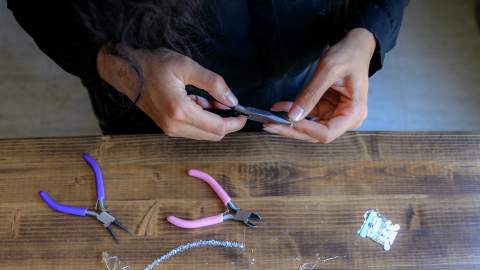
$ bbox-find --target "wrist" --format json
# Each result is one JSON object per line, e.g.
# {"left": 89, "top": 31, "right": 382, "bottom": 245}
{"left": 346, "top": 28, "right": 377, "bottom": 58}
{"left": 96, "top": 47, "right": 140, "bottom": 101}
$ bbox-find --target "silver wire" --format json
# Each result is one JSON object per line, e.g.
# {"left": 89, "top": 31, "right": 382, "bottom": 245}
{"left": 143, "top": 240, "right": 244, "bottom": 270}
{"left": 102, "top": 252, "right": 131, "bottom": 270}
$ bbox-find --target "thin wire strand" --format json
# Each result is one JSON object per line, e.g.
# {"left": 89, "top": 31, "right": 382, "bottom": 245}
{"left": 102, "top": 252, "right": 131, "bottom": 270}
{"left": 298, "top": 255, "right": 345, "bottom": 270}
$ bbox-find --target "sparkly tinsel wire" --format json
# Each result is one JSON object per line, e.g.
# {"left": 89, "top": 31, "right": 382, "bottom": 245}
{"left": 143, "top": 240, "right": 244, "bottom": 270}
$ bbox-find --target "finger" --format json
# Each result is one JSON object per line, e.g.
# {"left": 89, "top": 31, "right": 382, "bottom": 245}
{"left": 331, "top": 78, "right": 347, "bottom": 92}
{"left": 353, "top": 109, "right": 368, "bottom": 130}
{"left": 185, "top": 99, "right": 247, "bottom": 135}
{"left": 270, "top": 101, "right": 294, "bottom": 112}
{"left": 164, "top": 121, "right": 224, "bottom": 141}
{"left": 188, "top": 95, "right": 230, "bottom": 110}
{"left": 212, "top": 101, "right": 230, "bottom": 110}
{"left": 296, "top": 73, "right": 366, "bottom": 142}
{"left": 263, "top": 123, "right": 319, "bottom": 143}
{"left": 271, "top": 101, "right": 321, "bottom": 119}
{"left": 353, "top": 121, "right": 363, "bottom": 130}
{"left": 222, "top": 116, "right": 248, "bottom": 133}
{"left": 289, "top": 62, "right": 345, "bottom": 122}
{"left": 294, "top": 111, "right": 359, "bottom": 143}
{"left": 183, "top": 59, "right": 238, "bottom": 107}
{"left": 314, "top": 99, "right": 336, "bottom": 120}
{"left": 334, "top": 78, "right": 345, "bottom": 87}
{"left": 188, "top": 95, "right": 213, "bottom": 109}
{"left": 345, "top": 75, "right": 368, "bottom": 130}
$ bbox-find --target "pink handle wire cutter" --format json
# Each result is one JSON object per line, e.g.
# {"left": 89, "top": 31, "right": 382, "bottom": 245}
{"left": 167, "top": 169, "right": 261, "bottom": 229}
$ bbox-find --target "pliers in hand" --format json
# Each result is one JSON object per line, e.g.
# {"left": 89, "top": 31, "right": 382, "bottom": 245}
{"left": 167, "top": 169, "right": 261, "bottom": 229}
{"left": 39, "top": 154, "right": 130, "bottom": 242}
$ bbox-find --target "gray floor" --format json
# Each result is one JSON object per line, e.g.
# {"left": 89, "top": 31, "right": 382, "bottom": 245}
{"left": 0, "top": 0, "right": 99, "bottom": 138}
{"left": 0, "top": 0, "right": 479, "bottom": 139}
{"left": 362, "top": 0, "right": 480, "bottom": 131}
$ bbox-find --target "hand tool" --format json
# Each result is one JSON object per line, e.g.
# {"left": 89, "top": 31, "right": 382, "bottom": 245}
{"left": 167, "top": 169, "right": 261, "bottom": 229}
{"left": 232, "top": 104, "right": 319, "bottom": 125}
{"left": 185, "top": 86, "right": 312, "bottom": 125}
{"left": 39, "top": 153, "right": 130, "bottom": 242}
{"left": 232, "top": 104, "right": 292, "bottom": 125}
{"left": 185, "top": 85, "right": 291, "bottom": 125}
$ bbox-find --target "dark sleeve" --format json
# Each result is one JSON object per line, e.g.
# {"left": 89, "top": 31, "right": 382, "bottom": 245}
{"left": 7, "top": 0, "right": 100, "bottom": 80}
{"left": 346, "top": 0, "right": 409, "bottom": 75}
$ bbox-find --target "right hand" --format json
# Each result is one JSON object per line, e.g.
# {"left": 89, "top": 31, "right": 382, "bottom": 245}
{"left": 97, "top": 48, "right": 247, "bottom": 141}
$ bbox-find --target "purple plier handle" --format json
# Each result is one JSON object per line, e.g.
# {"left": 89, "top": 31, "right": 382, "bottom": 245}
{"left": 39, "top": 154, "right": 104, "bottom": 216}
{"left": 39, "top": 191, "right": 88, "bottom": 216}
{"left": 82, "top": 153, "right": 105, "bottom": 201}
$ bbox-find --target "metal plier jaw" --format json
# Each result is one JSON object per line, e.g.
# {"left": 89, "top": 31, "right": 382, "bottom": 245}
{"left": 39, "top": 154, "right": 130, "bottom": 242}
{"left": 85, "top": 200, "right": 130, "bottom": 242}
{"left": 232, "top": 104, "right": 292, "bottom": 125}
{"left": 232, "top": 104, "right": 318, "bottom": 125}
{"left": 223, "top": 201, "right": 261, "bottom": 228}
{"left": 167, "top": 169, "right": 262, "bottom": 229}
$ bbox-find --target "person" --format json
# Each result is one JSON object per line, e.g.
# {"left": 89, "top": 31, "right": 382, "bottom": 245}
{"left": 7, "top": 0, "right": 408, "bottom": 143}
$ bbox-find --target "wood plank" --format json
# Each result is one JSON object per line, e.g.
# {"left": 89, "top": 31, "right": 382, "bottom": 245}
{"left": 0, "top": 132, "right": 479, "bottom": 269}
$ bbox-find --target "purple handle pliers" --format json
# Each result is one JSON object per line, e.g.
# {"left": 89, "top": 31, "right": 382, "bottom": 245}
{"left": 167, "top": 169, "right": 261, "bottom": 229}
{"left": 39, "top": 154, "right": 130, "bottom": 242}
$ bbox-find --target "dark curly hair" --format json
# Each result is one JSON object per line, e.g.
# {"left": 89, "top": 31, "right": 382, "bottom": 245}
{"left": 73, "top": 0, "right": 351, "bottom": 106}
{"left": 73, "top": 0, "right": 209, "bottom": 104}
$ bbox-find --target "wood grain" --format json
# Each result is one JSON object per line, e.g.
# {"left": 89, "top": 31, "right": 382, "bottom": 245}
{"left": 0, "top": 132, "right": 480, "bottom": 269}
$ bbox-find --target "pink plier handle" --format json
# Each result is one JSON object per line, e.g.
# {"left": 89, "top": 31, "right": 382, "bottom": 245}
{"left": 167, "top": 169, "right": 232, "bottom": 229}
{"left": 167, "top": 214, "right": 224, "bottom": 229}
{"left": 187, "top": 169, "right": 231, "bottom": 205}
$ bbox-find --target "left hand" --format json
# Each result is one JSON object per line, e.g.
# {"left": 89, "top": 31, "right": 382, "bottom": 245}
{"left": 264, "top": 28, "right": 376, "bottom": 143}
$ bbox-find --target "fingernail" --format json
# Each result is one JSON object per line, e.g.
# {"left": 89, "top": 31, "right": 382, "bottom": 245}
{"left": 196, "top": 96, "right": 210, "bottom": 108}
{"left": 224, "top": 91, "right": 238, "bottom": 107}
{"left": 263, "top": 126, "right": 278, "bottom": 134}
{"left": 270, "top": 107, "right": 280, "bottom": 112}
{"left": 289, "top": 106, "right": 304, "bottom": 122}
{"left": 334, "top": 78, "right": 345, "bottom": 87}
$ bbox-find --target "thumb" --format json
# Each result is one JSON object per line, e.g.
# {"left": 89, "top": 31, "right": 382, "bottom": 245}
{"left": 289, "top": 64, "right": 342, "bottom": 122}
{"left": 184, "top": 59, "right": 238, "bottom": 107}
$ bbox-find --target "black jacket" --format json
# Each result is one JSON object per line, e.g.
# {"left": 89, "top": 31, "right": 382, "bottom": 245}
{"left": 8, "top": 0, "right": 409, "bottom": 90}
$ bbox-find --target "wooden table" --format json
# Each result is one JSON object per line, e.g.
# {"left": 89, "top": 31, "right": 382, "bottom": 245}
{"left": 0, "top": 132, "right": 479, "bottom": 270}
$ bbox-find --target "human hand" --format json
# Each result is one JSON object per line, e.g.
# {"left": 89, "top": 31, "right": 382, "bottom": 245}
{"left": 97, "top": 48, "right": 246, "bottom": 141}
{"left": 264, "top": 28, "right": 376, "bottom": 143}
